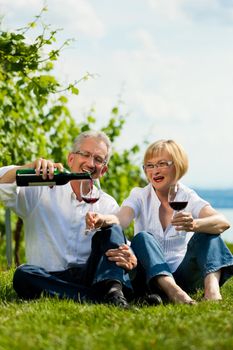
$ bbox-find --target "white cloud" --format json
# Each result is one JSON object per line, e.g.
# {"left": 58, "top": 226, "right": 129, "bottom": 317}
{"left": 0, "top": 0, "right": 105, "bottom": 38}
{"left": 1, "top": 0, "right": 233, "bottom": 188}
{"left": 147, "top": 0, "right": 233, "bottom": 25}
{"left": 137, "top": 93, "right": 191, "bottom": 122}
{"left": 46, "top": 0, "right": 105, "bottom": 38}
{"left": 134, "top": 29, "right": 158, "bottom": 50}
{"left": 183, "top": 0, "right": 233, "bottom": 24}
{"left": 147, "top": 0, "right": 187, "bottom": 21}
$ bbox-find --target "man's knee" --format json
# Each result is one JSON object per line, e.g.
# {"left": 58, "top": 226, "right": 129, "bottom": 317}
{"left": 92, "top": 224, "right": 126, "bottom": 249}
{"left": 13, "top": 264, "right": 29, "bottom": 283}
{"left": 13, "top": 264, "right": 43, "bottom": 299}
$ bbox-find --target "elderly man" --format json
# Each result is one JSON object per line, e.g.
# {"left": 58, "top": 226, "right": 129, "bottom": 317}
{"left": 0, "top": 130, "right": 137, "bottom": 308}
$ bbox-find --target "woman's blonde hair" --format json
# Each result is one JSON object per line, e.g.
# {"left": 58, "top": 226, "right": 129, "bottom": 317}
{"left": 143, "top": 139, "right": 189, "bottom": 181}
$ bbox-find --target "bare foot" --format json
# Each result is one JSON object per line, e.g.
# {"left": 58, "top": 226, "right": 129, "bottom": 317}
{"left": 156, "top": 275, "right": 196, "bottom": 305}
{"left": 168, "top": 288, "right": 197, "bottom": 305}
{"left": 203, "top": 290, "right": 222, "bottom": 301}
{"left": 204, "top": 271, "right": 222, "bottom": 301}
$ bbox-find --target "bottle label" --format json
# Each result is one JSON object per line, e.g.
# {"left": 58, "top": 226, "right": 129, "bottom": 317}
{"left": 28, "top": 182, "right": 56, "bottom": 186}
{"left": 16, "top": 170, "right": 59, "bottom": 175}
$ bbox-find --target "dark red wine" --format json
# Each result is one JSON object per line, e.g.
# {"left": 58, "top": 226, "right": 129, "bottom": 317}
{"left": 82, "top": 197, "right": 99, "bottom": 204}
{"left": 169, "top": 201, "right": 188, "bottom": 211}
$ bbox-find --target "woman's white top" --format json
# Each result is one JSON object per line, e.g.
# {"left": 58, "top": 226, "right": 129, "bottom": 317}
{"left": 122, "top": 183, "right": 209, "bottom": 272}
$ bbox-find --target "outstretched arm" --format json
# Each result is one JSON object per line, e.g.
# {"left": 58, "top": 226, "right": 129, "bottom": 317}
{"left": 86, "top": 206, "right": 135, "bottom": 230}
{"left": 0, "top": 158, "right": 64, "bottom": 184}
{"left": 194, "top": 205, "right": 230, "bottom": 233}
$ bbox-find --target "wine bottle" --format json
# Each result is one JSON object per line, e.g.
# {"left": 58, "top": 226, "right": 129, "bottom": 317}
{"left": 16, "top": 168, "right": 91, "bottom": 187}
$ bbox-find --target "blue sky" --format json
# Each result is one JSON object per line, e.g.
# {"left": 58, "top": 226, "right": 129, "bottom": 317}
{"left": 1, "top": 0, "right": 233, "bottom": 188}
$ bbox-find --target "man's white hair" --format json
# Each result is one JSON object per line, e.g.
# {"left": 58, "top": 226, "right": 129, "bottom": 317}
{"left": 72, "top": 130, "right": 112, "bottom": 163}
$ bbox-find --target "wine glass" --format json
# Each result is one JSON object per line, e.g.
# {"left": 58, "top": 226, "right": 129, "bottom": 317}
{"left": 80, "top": 178, "right": 101, "bottom": 234}
{"left": 168, "top": 184, "right": 188, "bottom": 235}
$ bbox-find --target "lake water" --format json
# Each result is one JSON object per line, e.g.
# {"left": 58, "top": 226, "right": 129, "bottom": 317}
{"left": 194, "top": 189, "right": 233, "bottom": 243}
{"left": 219, "top": 208, "right": 233, "bottom": 243}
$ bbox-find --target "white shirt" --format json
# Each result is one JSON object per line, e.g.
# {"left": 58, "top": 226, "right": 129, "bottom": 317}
{"left": 122, "top": 183, "right": 209, "bottom": 272}
{"left": 0, "top": 167, "right": 119, "bottom": 271}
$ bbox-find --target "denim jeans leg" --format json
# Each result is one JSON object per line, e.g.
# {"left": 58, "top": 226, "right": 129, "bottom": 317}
{"left": 90, "top": 225, "right": 132, "bottom": 291}
{"left": 13, "top": 264, "right": 91, "bottom": 301}
{"left": 131, "top": 231, "right": 172, "bottom": 285}
{"left": 129, "top": 260, "right": 150, "bottom": 297}
{"left": 174, "top": 233, "right": 233, "bottom": 293}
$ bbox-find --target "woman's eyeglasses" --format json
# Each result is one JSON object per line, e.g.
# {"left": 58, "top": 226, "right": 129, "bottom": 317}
{"left": 143, "top": 160, "right": 173, "bottom": 171}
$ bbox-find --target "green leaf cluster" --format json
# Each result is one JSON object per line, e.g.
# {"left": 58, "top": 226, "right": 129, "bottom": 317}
{"left": 0, "top": 12, "right": 82, "bottom": 166}
{"left": 0, "top": 9, "right": 146, "bottom": 248}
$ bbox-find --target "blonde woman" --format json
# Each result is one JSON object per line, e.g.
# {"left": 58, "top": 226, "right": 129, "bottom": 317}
{"left": 87, "top": 139, "right": 232, "bottom": 304}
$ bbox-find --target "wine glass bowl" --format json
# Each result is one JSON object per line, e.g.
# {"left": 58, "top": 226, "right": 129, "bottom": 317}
{"left": 168, "top": 185, "right": 188, "bottom": 212}
{"left": 80, "top": 179, "right": 101, "bottom": 234}
{"left": 81, "top": 179, "right": 101, "bottom": 204}
{"left": 168, "top": 184, "right": 188, "bottom": 236}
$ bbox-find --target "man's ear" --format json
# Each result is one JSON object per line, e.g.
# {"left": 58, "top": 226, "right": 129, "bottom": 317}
{"left": 99, "top": 164, "right": 108, "bottom": 177}
{"left": 67, "top": 152, "right": 75, "bottom": 168}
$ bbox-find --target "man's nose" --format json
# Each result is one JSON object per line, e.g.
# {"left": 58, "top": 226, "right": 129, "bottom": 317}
{"left": 86, "top": 155, "right": 95, "bottom": 167}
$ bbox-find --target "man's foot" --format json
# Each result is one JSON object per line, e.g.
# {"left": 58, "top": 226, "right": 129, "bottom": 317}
{"left": 144, "top": 293, "right": 163, "bottom": 305}
{"left": 103, "top": 290, "right": 129, "bottom": 309}
{"left": 136, "top": 293, "right": 163, "bottom": 306}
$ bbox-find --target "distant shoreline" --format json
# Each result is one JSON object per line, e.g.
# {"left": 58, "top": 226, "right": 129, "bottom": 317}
{"left": 194, "top": 188, "right": 233, "bottom": 209}
{"left": 218, "top": 208, "right": 233, "bottom": 243}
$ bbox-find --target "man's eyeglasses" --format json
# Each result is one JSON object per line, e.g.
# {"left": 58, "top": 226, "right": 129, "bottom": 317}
{"left": 143, "top": 160, "right": 173, "bottom": 171}
{"left": 73, "top": 150, "right": 107, "bottom": 166}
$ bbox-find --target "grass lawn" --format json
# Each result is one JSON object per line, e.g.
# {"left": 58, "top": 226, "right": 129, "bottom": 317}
{"left": 0, "top": 267, "right": 233, "bottom": 350}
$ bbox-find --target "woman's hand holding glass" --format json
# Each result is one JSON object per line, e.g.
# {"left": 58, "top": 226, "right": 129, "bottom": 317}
{"left": 168, "top": 184, "right": 192, "bottom": 235}
{"left": 171, "top": 211, "right": 194, "bottom": 232}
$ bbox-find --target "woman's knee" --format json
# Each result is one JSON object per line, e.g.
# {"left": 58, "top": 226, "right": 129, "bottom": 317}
{"left": 131, "top": 231, "right": 157, "bottom": 250}
{"left": 190, "top": 233, "right": 222, "bottom": 250}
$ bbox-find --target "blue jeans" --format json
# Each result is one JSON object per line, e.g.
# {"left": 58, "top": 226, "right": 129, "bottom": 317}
{"left": 13, "top": 225, "right": 132, "bottom": 302}
{"left": 130, "top": 231, "right": 233, "bottom": 295}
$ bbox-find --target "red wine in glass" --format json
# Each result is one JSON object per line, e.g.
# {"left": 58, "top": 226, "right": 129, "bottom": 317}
{"left": 81, "top": 179, "right": 101, "bottom": 203}
{"left": 80, "top": 179, "right": 101, "bottom": 233}
{"left": 82, "top": 197, "right": 100, "bottom": 204}
{"left": 168, "top": 184, "right": 188, "bottom": 235}
{"left": 169, "top": 201, "right": 188, "bottom": 211}
{"left": 168, "top": 184, "right": 188, "bottom": 211}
